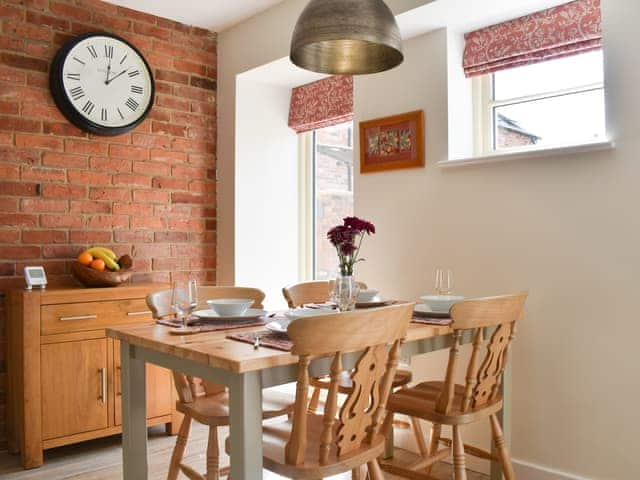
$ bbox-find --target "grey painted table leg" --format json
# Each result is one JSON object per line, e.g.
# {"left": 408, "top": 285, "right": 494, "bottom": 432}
{"left": 228, "top": 371, "right": 263, "bottom": 479}
{"left": 120, "top": 342, "right": 148, "bottom": 480}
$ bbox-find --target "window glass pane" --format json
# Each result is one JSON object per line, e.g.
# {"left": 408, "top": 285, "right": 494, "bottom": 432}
{"left": 494, "top": 50, "right": 604, "bottom": 101}
{"left": 314, "top": 122, "right": 354, "bottom": 280}
{"left": 494, "top": 88, "right": 605, "bottom": 149}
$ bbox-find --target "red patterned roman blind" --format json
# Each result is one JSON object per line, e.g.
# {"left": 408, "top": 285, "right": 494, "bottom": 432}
{"left": 463, "top": 0, "right": 602, "bottom": 78}
{"left": 288, "top": 75, "right": 353, "bottom": 134}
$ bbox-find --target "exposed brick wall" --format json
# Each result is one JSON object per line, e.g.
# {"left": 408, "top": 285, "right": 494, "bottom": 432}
{"left": 0, "top": 0, "right": 217, "bottom": 447}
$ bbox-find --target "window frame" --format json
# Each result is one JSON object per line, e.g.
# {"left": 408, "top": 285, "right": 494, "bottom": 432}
{"left": 473, "top": 57, "right": 606, "bottom": 155}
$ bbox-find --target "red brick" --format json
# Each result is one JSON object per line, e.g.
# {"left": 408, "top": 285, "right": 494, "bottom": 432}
{"left": 151, "top": 177, "right": 188, "bottom": 190}
{"left": 89, "top": 187, "right": 130, "bottom": 202}
{"left": 69, "top": 200, "right": 111, "bottom": 214}
{"left": 114, "top": 230, "right": 153, "bottom": 243}
{"left": 171, "top": 244, "right": 209, "bottom": 257}
{"left": 0, "top": 147, "right": 39, "bottom": 165}
{"left": 133, "top": 22, "right": 170, "bottom": 41}
{"left": 0, "top": 116, "right": 41, "bottom": 133}
{"left": 117, "top": 5, "right": 157, "bottom": 24}
{"left": 133, "top": 189, "right": 169, "bottom": 204}
{"left": 0, "top": 197, "right": 18, "bottom": 212}
{"left": 1, "top": 85, "right": 51, "bottom": 103}
{"left": 172, "top": 164, "right": 207, "bottom": 179}
{"left": 157, "top": 17, "right": 190, "bottom": 33}
{"left": 43, "top": 121, "right": 86, "bottom": 137}
{"left": 172, "top": 111, "right": 210, "bottom": 129}
{"left": 132, "top": 133, "right": 170, "bottom": 148}
{"left": 0, "top": 181, "right": 39, "bottom": 196}
{"left": 156, "top": 95, "right": 189, "bottom": 111}
{"left": 0, "top": 36, "right": 24, "bottom": 52}
{"left": 152, "top": 122, "right": 186, "bottom": 137}
{"left": 154, "top": 204, "right": 190, "bottom": 217}
{"left": 191, "top": 206, "right": 216, "bottom": 218}
{"left": 76, "top": 0, "right": 119, "bottom": 15}
{"left": 21, "top": 103, "right": 65, "bottom": 121}
{"left": 69, "top": 230, "right": 112, "bottom": 244}
{"left": 0, "top": 101, "right": 19, "bottom": 115}
{"left": 0, "top": 132, "right": 13, "bottom": 145}
{"left": 131, "top": 244, "right": 171, "bottom": 259}
{"left": 109, "top": 144, "right": 148, "bottom": 160}
{"left": 0, "top": 4, "right": 23, "bottom": 19}
{"left": 0, "top": 230, "right": 20, "bottom": 243}
{"left": 131, "top": 216, "right": 164, "bottom": 230}
{"left": 65, "top": 139, "right": 109, "bottom": 156}
{"left": 191, "top": 101, "right": 216, "bottom": 116}
{"left": 68, "top": 170, "right": 112, "bottom": 186}
{"left": 43, "top": 244, "right": 84, "bottom": 259}
{"left": 153, "top": 40, "right": 186, "bottom": 58}
{"left": 190, "top": 76, "right": 216, "bottom": 91}
{"left": 0, "top": 246, "right": 41, "bottom": 260}
{"left": 89, "top": 157, "right": 132, "bottom": 173}
{"left": 16, "top": 134, "right": 63, "bottom": 150}
{"left": 23, "top": 230, "right": 68, "bottom": 243}
{"left": 189, "top": 180, "right": 215, "bottom": 194}
{"left": 3, "top": 21, "right": 52, "bottom": 42}
{"left": 187, "top": 125, "right": 215, "bottom": 142}
{"left": 86, "top": 214, "right": 129, "bottom": 230}
{"left": 190, "top": 256, "right": 216, "bottom": 269}
{"left": 49, "top": 2, "right": 92, "bottom": 22}
{"left": 113, "top": 173, "right": 151, "bottom": 187}
{"left": 0, "top": 213, "right": 38, "bottom": 227}
{"left": 42, "top": 184, "right": 86, "bottom": 199}
{"left": 40, "top": 214, "right": 83, "bottom": 228}
{"left": 155, "top": 69, "right": 188, "bottom": 85}
{"left": 0, "top": 262, "right": 16, "bottom": 275}
{"left": 154, "top": 81, "right": 171, "bottom": 95}
{"left": 173, "top": 85, "right": 214, "bottom": 103}
{"left": 89, "top": 132, "right": 130, "bottom": 144}
{"left": 152, "top": 257, "right": 189, "bottom": 271}
{"left": 26, "top": 11, "right": 70, "bottom": 31}
{"left": 132, "top": 161, "right": 170, "bottom": 177}
{"left": 0, "top": 164, "right": 20, "bottom": 180}
{"left": 26, "top": 72, "right": 49, "bottom": 88}
{"left": 24, "top": 40, "right": 58, "bottom": 59}
{"left": 0, "top": 52, "right": 48, "bottom": 72}
{"left": 148, "top": 108, "right": 171, "bottom": 122}
{"left": 92, "top": 12, "right": 131, "bottom": 31}
{"left": 15, "top": 259, "right": 66, "bottom": 275}
{"left": 42, "top": 152, "right": 88, "bottom": 169}
{"left": 21, "top": 165, "right": 66, "bottom": 183}
{"left": 144, "top": 51, "right": 172, "bottom": 69}
{"left": 188, "top": 153, "right": 215, "bottom": 167}
{"left": 154, "top": 231, "right": 188, "bottom": 243}
{"left": 112, "top": 203, "right": 152, "bottom": 216}
{"left": 167, "top": 217, "right": 206, "bottom": 232}
{"left": 20, "top": 198, "right": 67, "bottom": 212}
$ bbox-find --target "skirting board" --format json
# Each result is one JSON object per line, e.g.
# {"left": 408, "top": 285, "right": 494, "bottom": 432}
{"left": 513, "top": 459, "right": 590, "bottom": 480}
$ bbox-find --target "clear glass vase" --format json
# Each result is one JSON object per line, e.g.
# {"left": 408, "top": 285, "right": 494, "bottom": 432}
{"left": 332, "top": 274, "right": 360, "bottom": 312}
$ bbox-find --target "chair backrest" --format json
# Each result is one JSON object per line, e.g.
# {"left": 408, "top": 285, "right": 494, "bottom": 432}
{"left": 146, "top": 285, "right": 266, "bottom": 319}
{"left": 284, "top": 302, "right": 414, "bottom": 466}
{"left": 436, "top": 293, "right": 528, "bottom": 415}
{"left": 145, "top": 285, "right": 266, "bottom": 402}
{"left": 283, "top": 280, "right": 368, "bottom": 308}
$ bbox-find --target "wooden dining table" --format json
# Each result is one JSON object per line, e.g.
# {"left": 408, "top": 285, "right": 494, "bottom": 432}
{"left": 107, "top": 319, "right": 510, "bottom": 480}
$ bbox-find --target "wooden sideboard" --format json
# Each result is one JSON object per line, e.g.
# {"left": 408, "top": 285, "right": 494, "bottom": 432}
{"left": 6, "top": 283, "right": 178, "bottom": 469}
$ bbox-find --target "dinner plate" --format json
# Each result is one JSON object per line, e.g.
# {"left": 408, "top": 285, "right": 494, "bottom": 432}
{"left": 355, "top": 298, "right": 395, "bottom": 308}
{"left": 192, "top": 308, "right": 266, "bottom": 322}
{"left": 265, "top": 320, "right": 290, "bottom": 334}
{"left": 414, "top": 304, "right": 450, "bottom": 319}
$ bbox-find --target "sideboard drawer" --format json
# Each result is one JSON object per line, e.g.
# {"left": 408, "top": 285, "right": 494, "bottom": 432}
{"left": 41, "top": 299, "right": 153, "bottom": 335}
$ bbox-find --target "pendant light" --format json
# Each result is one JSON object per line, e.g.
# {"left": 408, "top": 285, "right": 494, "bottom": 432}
{"left": 290, "top": 0, "right": 403, "bottom": 75}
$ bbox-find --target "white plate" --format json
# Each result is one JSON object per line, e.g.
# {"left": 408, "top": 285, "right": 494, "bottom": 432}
{"left": 265, "top": 320, "right": 290, "bottom": 334}
{"left": 284, "top": 308, "right": 336, "bottom": 321}
{"left": 414, "top": 304, "right": 433, "bottom": 313}
{"left": 355, "top": 297, "right": 393, "bottom": 308}
{"left": 192, "top": 308, "right": 266, "bottom": 321}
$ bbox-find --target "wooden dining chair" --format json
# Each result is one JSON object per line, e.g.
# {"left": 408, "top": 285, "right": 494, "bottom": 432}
{"left": 254, "top": 303, "right": 415, "bottom": 479}
{"left": 381, "top": 293, "right": 528, "bottom": 480}
{"left": 146, "top": 286, "right": 293, "bottom": 480}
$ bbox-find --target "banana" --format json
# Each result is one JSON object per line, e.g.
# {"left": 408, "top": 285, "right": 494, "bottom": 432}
{"left": 87, "top": 247, "right": 120, "bottom": 271}
{"left": 87, "top": 246, "right": 116, "bottom": 260}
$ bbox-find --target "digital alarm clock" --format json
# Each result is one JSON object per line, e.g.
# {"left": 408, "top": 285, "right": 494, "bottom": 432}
{"left": 24, "top": 266, "right": 47, "bottom": 290}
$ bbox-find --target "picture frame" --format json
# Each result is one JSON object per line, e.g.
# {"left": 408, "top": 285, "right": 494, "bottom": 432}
{"left": 359, "top": 110, "right": 425, "bottom": 173}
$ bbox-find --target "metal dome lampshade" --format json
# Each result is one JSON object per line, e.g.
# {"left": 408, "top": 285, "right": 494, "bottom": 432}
{"left": 290, "top": 0, "right": 404, "bottom": 75}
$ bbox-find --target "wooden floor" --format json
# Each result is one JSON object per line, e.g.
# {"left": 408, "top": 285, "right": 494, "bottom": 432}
{"left": 0, "top": 424, "right": 488, "bottom": 479}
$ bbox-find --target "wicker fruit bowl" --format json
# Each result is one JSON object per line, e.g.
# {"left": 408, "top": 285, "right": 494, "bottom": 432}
{"left": 71, "top": 261, "right": 133, "bottom": 288}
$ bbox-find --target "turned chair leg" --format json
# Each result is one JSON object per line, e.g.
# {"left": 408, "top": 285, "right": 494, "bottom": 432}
{"left": 452, "top": 425, "right": 467, "bottom": 480}
{"left": 308, "top": 387, "right": 321, "bottom": 413}
{"left": 352, "top": 465, "right": 365, "bottom": 479}
{"left": 367, "top": 460, "right": 385, "bottom": 480}
{"left": 410, "top": 417, "right": 428, "bottom": 456}
{"left": 426, "top": 422, "right": 441, "bottom": 474}
{"left": 167, "top": 415, "right": 192, "bottom": 480}
{"left": 490, "top": 414, "right": 515, "bottom": 480}
{"left": 206, "top": 426, "right": 220, "bottom": 480}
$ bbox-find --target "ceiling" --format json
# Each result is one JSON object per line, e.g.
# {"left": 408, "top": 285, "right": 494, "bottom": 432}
{"left": 103, "top": 0, "right": 285, "bottom": 32}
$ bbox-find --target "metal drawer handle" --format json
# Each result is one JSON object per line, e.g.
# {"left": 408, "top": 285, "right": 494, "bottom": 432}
{"left": 60, "top": 314, "right": 97, "bottom": 321}
{"left": 99, "top": 368, "right": 106, "bottom": 404}
{"left": 127, "top": 310, "right": 151, "bottom": 316}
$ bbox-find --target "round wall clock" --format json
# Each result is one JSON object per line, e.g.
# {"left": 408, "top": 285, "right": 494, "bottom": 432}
{"left": 50, "top": 32, "right": 154, "bottom": 136}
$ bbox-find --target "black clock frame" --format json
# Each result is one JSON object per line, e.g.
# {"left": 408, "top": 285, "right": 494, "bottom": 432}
{"left": 50, "top": 31, "right": 155, "bottom": 137}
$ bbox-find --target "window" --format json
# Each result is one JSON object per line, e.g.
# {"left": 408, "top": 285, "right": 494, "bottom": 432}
{"left": 312, "top": 122, "right": 354, "bottom": 280}
{"left": 475, "top": 50, "right": 606, "bottom": 154}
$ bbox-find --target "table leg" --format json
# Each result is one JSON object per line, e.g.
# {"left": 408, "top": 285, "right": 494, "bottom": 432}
{"left": 228, "top": 371, "right": 263, "bottom": 479}
{"left": 491, "top": 363, "right": 511, "bottom": 480}
{"left": 121, "top": 342, "right": 148, "bottom": 480}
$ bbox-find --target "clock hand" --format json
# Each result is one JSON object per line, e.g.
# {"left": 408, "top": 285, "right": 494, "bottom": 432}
{"left": 105, "top": 56, "right": 112, "bottom": 84}
{"left": 106, "top": 68, "right": 128, "bottom": 85}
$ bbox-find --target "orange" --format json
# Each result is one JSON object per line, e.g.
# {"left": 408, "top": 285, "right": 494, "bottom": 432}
{"left": 77, "top": 251, "right": 93, "bottom": 266}
{"left": 90, "top": 259, "right": 106, "bottom": 271}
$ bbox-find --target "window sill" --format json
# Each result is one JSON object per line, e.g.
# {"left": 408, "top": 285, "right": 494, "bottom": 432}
{"left": 439, "top": 140, "right": 615, "bottom": 168}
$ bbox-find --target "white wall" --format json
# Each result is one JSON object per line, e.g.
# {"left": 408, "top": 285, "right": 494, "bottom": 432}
{"left": 235, "top": 78, "right": 299, "bottom": 309}
{"left": 354, "top": 2, "right": 640, "bottom": 478}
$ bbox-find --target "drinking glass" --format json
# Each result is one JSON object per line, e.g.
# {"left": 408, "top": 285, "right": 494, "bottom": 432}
{"left": 434, "top": 268, "right": 454, "bottom": 296}
{"left": 172, "top": 279, "right": 198, "bottom": 329}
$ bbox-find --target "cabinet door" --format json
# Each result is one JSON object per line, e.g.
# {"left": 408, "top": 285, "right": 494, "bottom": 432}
{"left": 113, "top": 340, "right": 173, "bottom": 426}
{"left": 41, "top": 339, "right": 109, "bottom": 440}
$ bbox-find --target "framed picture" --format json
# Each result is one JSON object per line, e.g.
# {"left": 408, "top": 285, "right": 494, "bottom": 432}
{"left": 359, "top": 110, "right": 425, "bottom": 173}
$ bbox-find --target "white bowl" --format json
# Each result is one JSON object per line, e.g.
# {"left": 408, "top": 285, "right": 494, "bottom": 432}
{"left": 357, "top": 289, "right": 380, "bottom": 302}
{"left": 284, "top": 308, "right": 336, "bottom": 321}
{"left": 420, "top": 295, "right": 465, "bottom": 313}
{"left": 206, "top": 298, "right": 253, "bottom": 317}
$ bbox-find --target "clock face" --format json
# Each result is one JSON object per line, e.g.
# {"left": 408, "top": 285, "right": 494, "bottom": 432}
{"left": 51, "top": 33, "right": 154, "bottom": 135}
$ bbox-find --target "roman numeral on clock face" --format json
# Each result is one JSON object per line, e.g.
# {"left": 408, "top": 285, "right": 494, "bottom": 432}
{"left": 73, "top": 56, "right": 85, "bottom": 65}
{"left": 105, "top": 45, "right": 114, "bottom": 59}
{"left": 70, "top": 86, "right": 84, "bottom": 100}
{"left": 66, "top": 73, "right": 80, "bottom": 81}
{"left": 117, "top": 108, "right": 124, "bottom": 120}
{"left": 101, "top": 108, "right": 108, "bottom": 122}
{"left": 82, "top": 100, "right": 95, "bottom": 115}
{"left": 87, "top": 45, "right": 98, "bottom": 59}
{"left": 131, "top": 85, "right": 143, "bottom": 94}
{"left": 128, "top": 70, "right": 140, "bottom": 78}
{"left": 125, "top": 97, "right": 139, "bottom": 111}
